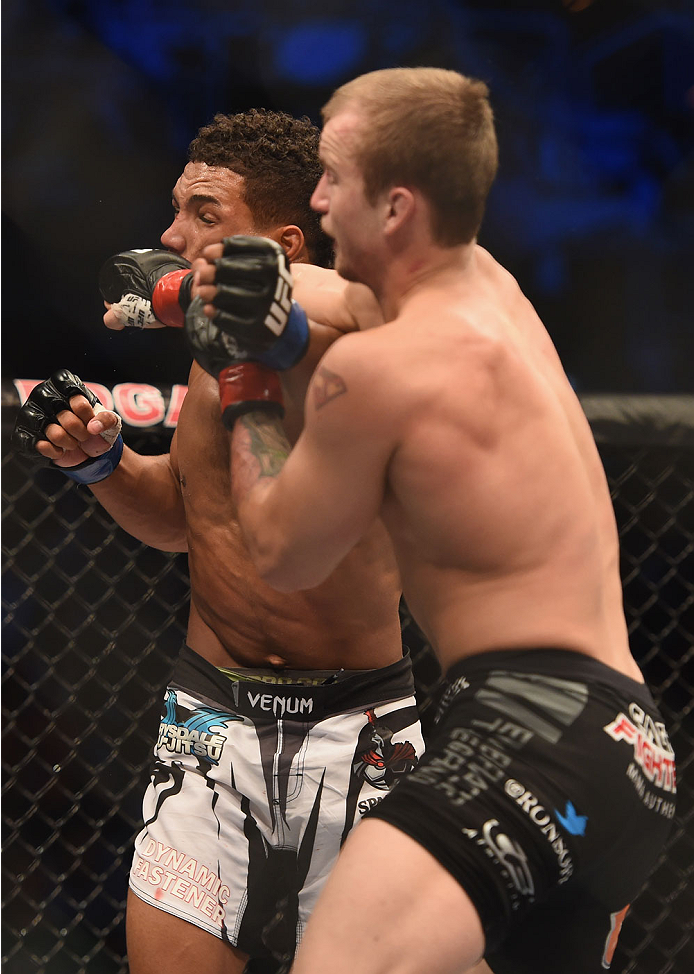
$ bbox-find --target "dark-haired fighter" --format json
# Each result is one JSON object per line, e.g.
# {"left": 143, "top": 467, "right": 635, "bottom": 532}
{"left": 192, "top": 70, "right": 675, "bottom": 974}
{"left": 11, "top": 109, "right": 423, "bottom": 974}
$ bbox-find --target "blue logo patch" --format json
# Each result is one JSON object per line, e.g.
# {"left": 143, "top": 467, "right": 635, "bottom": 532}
{"left": 555, "top": 800, "right": 588, "bottom": 836}
{"left": 157, "top": 689, "right": 242, "bottom": 764}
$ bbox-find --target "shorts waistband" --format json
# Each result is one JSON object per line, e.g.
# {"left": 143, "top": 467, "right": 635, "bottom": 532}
{"left": 171, "top": 645, "right": 415, "bottom": 722}
{"left": 446, "top": 648, "right": 654, "bottom": 704}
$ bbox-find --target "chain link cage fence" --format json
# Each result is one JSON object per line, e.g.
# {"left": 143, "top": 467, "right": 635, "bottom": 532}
{"left": 2, "top": 382, "right": 693, "bottom": 974}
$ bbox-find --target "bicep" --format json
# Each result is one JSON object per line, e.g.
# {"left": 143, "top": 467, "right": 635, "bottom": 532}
{"left": 280, "top": 318, "right": 344, "bottom": 435}
{"left": 287, "top": 404, "right": 389, "bottom": 550}
{"left": 259, "top": 350, "right": 395, "bottom": 588}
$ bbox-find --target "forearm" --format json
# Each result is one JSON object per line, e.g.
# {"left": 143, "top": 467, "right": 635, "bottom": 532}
{"left": 291, "top": 264, "right": 382, "bottom": 333}
{"left": 89, "top": 445, "right": 187, "bottom": 551}
{"left": 230, "top": 413, "right": 292, "bottom": 583}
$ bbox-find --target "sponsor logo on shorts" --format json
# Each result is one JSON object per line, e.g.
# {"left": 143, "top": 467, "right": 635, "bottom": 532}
{"left": 624, "top": 762, "right": 676, "bottom": 817}
{"left": 157, "top": 690, "right": 241, "bottom": 764}
{"left": 358, "top": 796, "right": 385, "bottom": 815}
{"left": 462, "top": 819, "right": 535, "bottom": 910}
{"left": 555, "top": 800, "right": 588, "bottom": 836}
{"left": 353, "top": 709, "right": 419, "bottom": 792}
{"left": 603, "top": 704, "right": 676, "bottom": 793}
{"left": 504, "top": 779, "right": 577, "bottom": 883}
{"left": 436, "top": 675, "right": 471, "bottom": 716}
{"left": 133, "top": 839, "right": 230, "bottom": 926}
{"left": 245, "top": 689, "right": 314, "bottom": 718}
{"left": 407, "top": 724, "right": 516, "bottom": 807}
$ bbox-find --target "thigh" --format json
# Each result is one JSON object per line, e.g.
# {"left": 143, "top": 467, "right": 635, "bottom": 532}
{"left": 291, "top": 819, "right": 486, "bottom": 974}
{"left": 366, "top": 663, "right": 674, "bottom": 972}
{"left": 127, "top": 889, "right": 249, "bottom": 974}
{"left": 293, "top": 697, "right": 424, "bottom": 924}
{"left": 131, "top": 689, "right": 257, "bottom": 949}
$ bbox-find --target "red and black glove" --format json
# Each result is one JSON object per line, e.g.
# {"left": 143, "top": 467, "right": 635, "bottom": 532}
{"left": 218, "top": 363, "right": 284, "bottom": 430}
{"left": 98, "top": 249, "right": 193, "bottom": 328}
{"left": 184, "top": 300, "right": 283, "bottom": 429}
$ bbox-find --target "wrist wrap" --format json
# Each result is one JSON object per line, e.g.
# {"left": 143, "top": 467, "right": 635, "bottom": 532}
{"left": 218, "top": 363, "right": 284, "bottom": 430}
{"left": 258, "top": 301, "right": 310, "bottom": 371}
{"left": 59, "top": 435, "right": 124, "bottom": 484}
{"left": 152, "top": 270, "right": 193, "bottom": 327}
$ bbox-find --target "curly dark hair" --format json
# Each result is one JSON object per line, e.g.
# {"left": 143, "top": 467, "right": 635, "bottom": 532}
{"left": 188, "top": 109, "right": 332, "bottom": 268}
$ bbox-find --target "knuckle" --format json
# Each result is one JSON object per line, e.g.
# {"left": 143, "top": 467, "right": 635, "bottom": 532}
{"left": 46, "top": 424, "right": 77, "bottom": 449}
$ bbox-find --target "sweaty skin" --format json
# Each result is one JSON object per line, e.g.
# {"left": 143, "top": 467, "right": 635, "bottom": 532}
{"left": 193, "top": 100, "right": 648, "bottom": 974}
{"left": 216, "top": 113, "right": 643, "bottom": 685}
{"left": 226, "top": 244, "right": 643, "bottom": 680}
{"left": 37, "top": 160, "right": 402, "bottom": 673}
{"left": 31, "top": 148, "right": 411, "bottom": 974}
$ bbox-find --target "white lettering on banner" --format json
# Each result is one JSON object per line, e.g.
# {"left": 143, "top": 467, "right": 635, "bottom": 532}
{"left": 85, "top": 383, "right": 115, "bottom": 410}
{"left": 164, "top": 384, "right": 188, "bottom": 427}
{"left": 113, "top": 383, "right": 166, "bottom": 426}
{"left": 13, "top": 379, "right": 114, "bottom": 410}
{"left": 14, "top": 379, "right": 187, "bottom": 428}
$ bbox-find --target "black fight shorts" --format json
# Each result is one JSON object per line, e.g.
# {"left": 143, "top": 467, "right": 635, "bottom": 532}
{"left": 367, "top": 648, "right": 676, "bottom": 973}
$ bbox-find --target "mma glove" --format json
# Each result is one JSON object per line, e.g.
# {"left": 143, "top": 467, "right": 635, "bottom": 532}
{"left": 11, "top": 369, "right": 124, "bottom": 484}
{"left": 196, "top": 235, "right": 310, "bottom": 371}
{"left": 99, "top": 249, "right": 193, "bottom": 328}
{"left": 184, "top": 302, "right": 284, "bottom": 430}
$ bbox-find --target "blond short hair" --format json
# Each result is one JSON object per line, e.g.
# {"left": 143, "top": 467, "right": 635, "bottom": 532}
{"left": 322, "top": 67, "right": 498, "bottom": 245}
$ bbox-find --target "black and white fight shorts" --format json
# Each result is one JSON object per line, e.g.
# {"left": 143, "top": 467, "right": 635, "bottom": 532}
{"left": 129, "top": 645, "right": 423, "bottom": 967}
{"left": 367, "top": 648, "right": 676, "bottom": 973}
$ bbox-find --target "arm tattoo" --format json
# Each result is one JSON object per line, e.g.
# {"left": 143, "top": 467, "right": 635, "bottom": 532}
{"left": 231, "top": 412, "right": 290, "bottom": 501}
{"left": 313, "top": 366, "right": 347, "bottom": 410}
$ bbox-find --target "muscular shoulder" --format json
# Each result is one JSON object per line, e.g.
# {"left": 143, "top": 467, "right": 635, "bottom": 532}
{"left": 307, "top": 327, "right": 410, "bottom": 430}
{"left": 291, "top": 263, "right": 382, "bottom": 333}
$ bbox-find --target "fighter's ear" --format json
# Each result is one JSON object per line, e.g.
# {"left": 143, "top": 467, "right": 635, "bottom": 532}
{"left": 383, "top": 187, "right": 415, "bottom": 235}
{"left": 266, "top": 225, "right": 306, "bottom": 262}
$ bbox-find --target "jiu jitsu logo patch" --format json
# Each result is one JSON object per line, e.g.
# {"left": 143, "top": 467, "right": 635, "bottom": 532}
{"left": 157, "top": 689, "right": 242, "bottom": 764}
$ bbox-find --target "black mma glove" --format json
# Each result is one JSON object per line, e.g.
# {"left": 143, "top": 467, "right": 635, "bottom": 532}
{"left": 11, "top": 369, "right": 124, "bottom": 484}
{"left": 99, "top": 249, "right": 193, "bottom": 328}
{"left": 195, "top": 235, "right": 310, "bottom": 370}
{"left": 184, "top": 302, "right": 284, "bottom": 429}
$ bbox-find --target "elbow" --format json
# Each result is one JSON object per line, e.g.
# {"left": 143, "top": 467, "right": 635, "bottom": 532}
{"left": 259, "top": 556, "right": 333, "bottom": 593}
{"left": 238, "top": 500, "right": 332, "bottom": 592}
{"left": 252, "top": 542, "right": 305, "bottom": 593}
{"left": 242, "top": 526, "right": 301, "bottom": 592}
{"left": 153, "top": 535, "right": 189, "bottom": 553}
{"left": 248, "top": 535, "right": 325, "bottom": 593}
{"left": 259, "top": 564, "right": 304, "bottom": 593}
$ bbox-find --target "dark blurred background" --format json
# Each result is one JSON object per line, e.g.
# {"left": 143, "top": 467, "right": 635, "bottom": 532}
{"left": 3, "top": 0, "right": 693, "bottom": 392}
{"left": 3, "top": 6, "right": 694, "bottom": 973}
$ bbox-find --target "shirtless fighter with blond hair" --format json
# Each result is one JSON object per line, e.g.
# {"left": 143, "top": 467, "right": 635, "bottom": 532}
{"left": 189, "top": 69, "right": 675, "bottom": 974}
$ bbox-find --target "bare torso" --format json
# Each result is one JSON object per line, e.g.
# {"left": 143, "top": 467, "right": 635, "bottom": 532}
{"left": 176, "top": 363, "right": 402, "bottom": 670}
{"left": 371, "top": 246, "right": 641, "bottom": 681}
